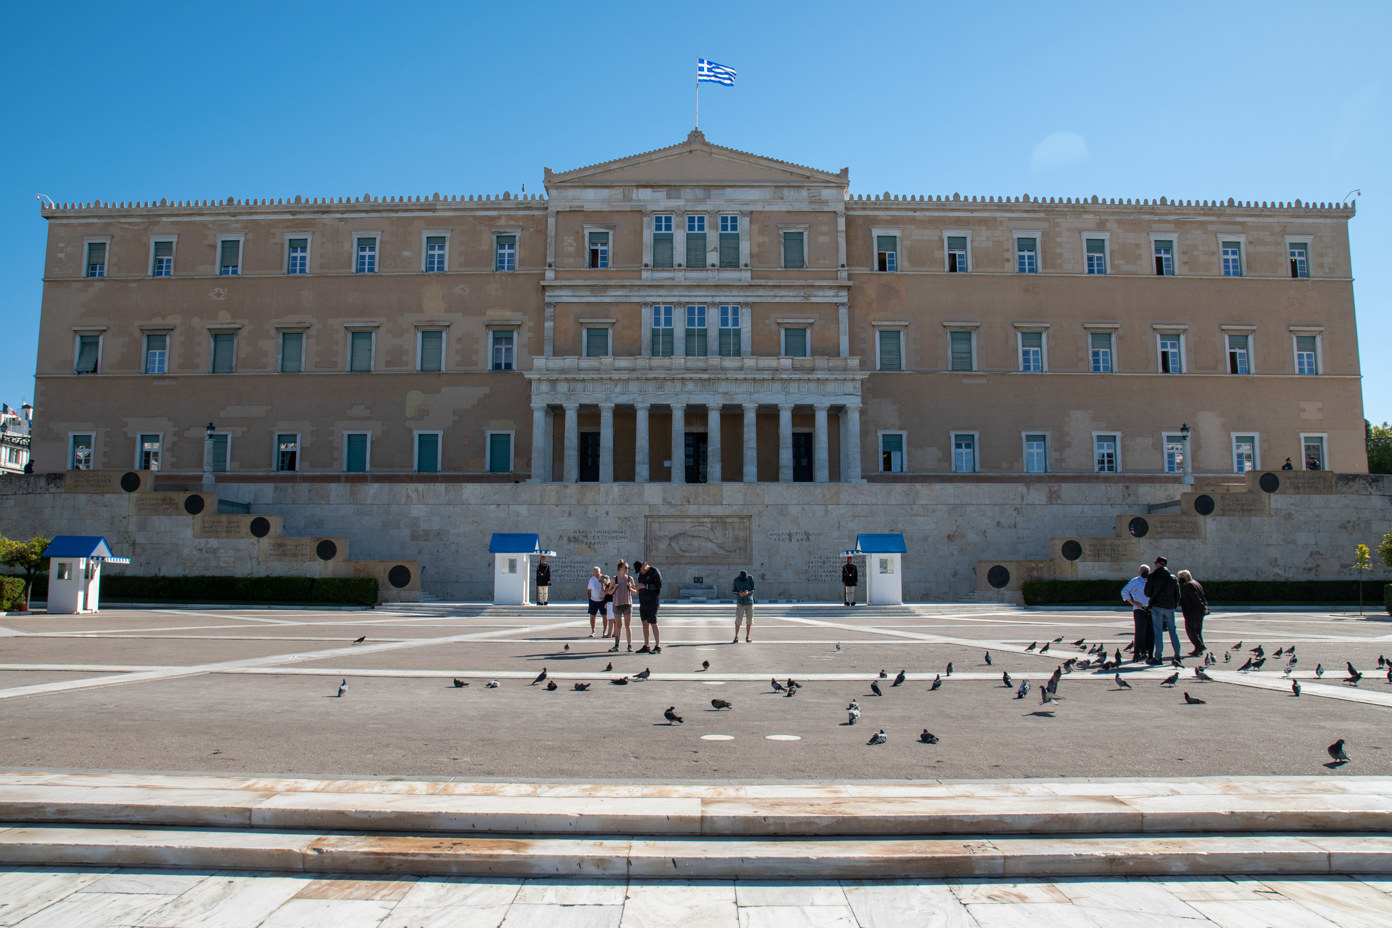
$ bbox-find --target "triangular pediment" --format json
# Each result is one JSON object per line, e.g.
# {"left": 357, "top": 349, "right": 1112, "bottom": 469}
{"left": 545, "top": 131, "right": 848, "bottom": 189}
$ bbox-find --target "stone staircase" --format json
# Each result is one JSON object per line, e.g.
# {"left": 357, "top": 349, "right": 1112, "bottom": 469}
{"left": 62, "top": 470, "right": 421, "bottom": 603}
{"left": 0, "top": 772, "right": 1387, "bottom": 878}
{"left": 974, "top": 469, "right": 1339, "bottom": 601}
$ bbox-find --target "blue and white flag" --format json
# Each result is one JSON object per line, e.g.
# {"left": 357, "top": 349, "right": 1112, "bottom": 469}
{"left": 697, "top": 59, "right": 737, "bottom": 86}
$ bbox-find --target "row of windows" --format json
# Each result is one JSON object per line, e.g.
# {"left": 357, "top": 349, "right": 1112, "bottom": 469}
{"left": 78, "top": 227, "right": 1317, "bottom": 279}
{"left": 870, "top": 328, "right": 1324, "bottom": 375}
{"left": 876, "top": 431, "right": 1329, "bottom": 475}
{"left": 70, "top": 323, "right": 1326, "bottom": 377}
{"left": 71, "top": 430, "right": 516, "bottom": 475}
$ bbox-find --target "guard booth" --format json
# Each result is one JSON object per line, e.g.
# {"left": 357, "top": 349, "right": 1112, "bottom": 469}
{"left": 41, "top": 535, "right": 131, "bottom": 615}
{"left": 488, "top": 533, "right": 556, "bottom": 605}
{"left": 844, "top": 533, "right": 907, "bottom": 605}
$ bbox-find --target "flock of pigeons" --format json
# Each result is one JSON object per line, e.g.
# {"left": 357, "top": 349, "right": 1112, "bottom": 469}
{"left": 333, "top": 631, "right": 1377, "bottom": 764}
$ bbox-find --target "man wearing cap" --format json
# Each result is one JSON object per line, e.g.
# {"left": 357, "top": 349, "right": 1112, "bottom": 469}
{"left": 535, "top": 554, "right": 551, "bottom": 606}
{"left": 1120, "top": 563, "right": 1152, "bottom": 664}
{"left": 841, "top": 555, "right": 859, "bottom": 607}
{"left": 1143, "top": 556, "right": 1182, "bottom": 666}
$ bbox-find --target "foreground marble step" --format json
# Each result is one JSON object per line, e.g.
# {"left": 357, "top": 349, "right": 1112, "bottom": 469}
{"left": 0, "top": 824, "right": 1387, "bottom": 878}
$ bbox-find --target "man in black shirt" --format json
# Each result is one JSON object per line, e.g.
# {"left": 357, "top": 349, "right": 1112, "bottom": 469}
{"left": 636, "top": 560, "right": 663, "bottom": 654}
{"left": 534, "top": 555, "right": 551, "bottom": 605}
{"left": 1143, "top": 556, "right": 1182, "bottom": 666}
{"left": 842, "top": 555, "right": 859, "bottom": 607}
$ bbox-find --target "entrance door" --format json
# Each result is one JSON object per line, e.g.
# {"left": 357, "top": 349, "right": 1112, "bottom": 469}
{"left": 685, "top": 432, "right": 708, "bottom": 484}
{"left": 579, "top": 432, "right": 600, "bottom": 481}
{"left": 792, "top": 433, "right": 813, "bottom": 482}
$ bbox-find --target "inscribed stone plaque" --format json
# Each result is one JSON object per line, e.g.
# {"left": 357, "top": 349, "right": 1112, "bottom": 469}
{"left": 1214, "top": 493, "right": 1270, "bottom": 517}
{"left": 1265, "top": 471, "right": 1336, "bottom": 494}
{"left": 194, "top": 515, "right": 253, "bottom": 539}
{"left": 645, "top": 516, "right": 751, "bottom": 564}
{"left": 65, "top": 470, "right": 123, "bottom": 493}
{"left": 131, "top": 493, "right": 183, "bottom": 516}
{"left": 1076, "top": 538, "right": 1138, "bottom": 563}
{"left": 1144, "top": 516, "right": 1205, "bottom": 540}
{"left": 264, "top": 537, "right": 316, "bottom": 561}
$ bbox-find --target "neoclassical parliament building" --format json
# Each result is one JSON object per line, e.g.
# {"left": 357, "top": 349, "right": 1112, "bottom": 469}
{"left": 33, "top": 131, "right": 1364, "bottom": 486}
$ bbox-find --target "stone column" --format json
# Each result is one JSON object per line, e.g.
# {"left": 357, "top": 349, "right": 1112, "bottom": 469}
{"left": 670, "top": 402, "right": 686, "bottom": 484}
{"left": 543, "top": 302, "right": 555, "bottom": 357}
{"left": 813, "top": 403, "right": 829, "bottom": 483}
{"left": 599, "top": 403, "right": 614, "bottom": 484}
{"left": 562, "top": 403, "right": 579, "bottom": 484}
{"left": 778, "top": 403, "right": 794, "bottom": 483}
{"left": 707, "top": 405, "right": 722, "bottom": 484}
{"left": 844, "top": 403, "right": 862, "bottom": 483}
{"left": 634, "top": 402, "right": 650, "bottom": 484}
{"left": 742, "top": 403, "right": 758, "bottom": 482}
{"left": 530, "top": 403, "right": 549, "bottom": 482}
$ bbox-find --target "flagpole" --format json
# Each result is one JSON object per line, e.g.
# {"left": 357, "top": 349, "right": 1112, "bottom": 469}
{"left": 694, "top": 75, "right": 700, "bottom": 129}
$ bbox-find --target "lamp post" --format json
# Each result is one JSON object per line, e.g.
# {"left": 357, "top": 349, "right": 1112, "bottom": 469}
{"left": 203, "top": 422, "right": 215, "bottom": 486}
{"left": 1180, "top": 423, "right": 1193, "bottom": 485}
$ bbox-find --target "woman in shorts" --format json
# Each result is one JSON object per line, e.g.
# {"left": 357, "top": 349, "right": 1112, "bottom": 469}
{"left": 608, "top": 560, "right": 636, "bottom": 652}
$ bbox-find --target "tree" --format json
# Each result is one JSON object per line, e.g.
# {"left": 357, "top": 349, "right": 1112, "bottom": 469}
{"left": 0, "top": 536, "right": 50, "bottom": 611}
{"left": 1380, "top": 531, "right": 1392, "bottom": 569}
{"left": 1354, "top": 544, "right": 1372, "bottom": 616}
{"left": 1368, "top": 420, "right": 1392, "bottom": 474}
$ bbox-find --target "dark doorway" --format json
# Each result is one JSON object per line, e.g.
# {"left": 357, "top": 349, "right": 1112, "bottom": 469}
{"left": 685, "top": 432, "right": 708, "bottom": 483}
{"left": 792, "top": 433, "right": 813, "bottom": 482}
{"left": 579, "top": 432, "right": 600, "bottom": 482}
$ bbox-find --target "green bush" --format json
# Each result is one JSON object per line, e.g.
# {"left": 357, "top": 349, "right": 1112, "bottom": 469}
{"left": 312, "top": 578, "right": 379, "bottom": 606}
{"left": 1385, "top": 583, "right": 1391, "bottom": 615}
{"left": 1023, "top": 578, "right": 1374, "bottom": 606}
{"left": 1, "top": 576, "right": 24, "bottom": 611}
{"left": 100, "top": 574, "right": 377, "bottom": 606}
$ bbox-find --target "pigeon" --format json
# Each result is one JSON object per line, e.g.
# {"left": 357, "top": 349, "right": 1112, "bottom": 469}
{"left": 870, "top": 680, "right": 883, "bottom": 696}
{"left": 1073, "top": 638, "right": 1086, "bottom": 647}
{"left": 1328, "top": 739, "right": 1349, "bottom": 763}
{"left": 1387, "top": 667, "right": 1392, "bottom": 684}
{"left": 336, "top": 678, "right": 347, "bottom": 697}
{"left": 919, "top": 729, "right": 939, "bottom": 743}
{"left": 701, "top": 660, "right": 710, "bottom": 671}
{"left": 1273, "top": 647, "right": 1284, "bottom": 658}
{"left": 946, "top": 662, "right": 954, "bottom": 676}
{"left": 1315, "top": 664, "right": 1324, "bottom": 678}
{"left": 985, "top": 651, "right": 993, "bottom": 665}
{"left": 1223, "top": 651, "right": 1231, "bottom": 663}
{"left": 1123, "top": 642, "right": 1134, "bottom": 653}
{"left": 1251, "top": 645, "right": 1264, "bottom": 657}
{"left": 611, "top": 676, "right": 629, "bottom": 685}
{"left": 635, "top": 668, "right": 652, "bottom": 681}
{"left": 1046, "top": 666, "right": 1062, "bottom": 694}
{"left": 1040, "top": 643, "right": 1051, "bottom": 654}
{"left": 1183, "top": 692, "right": 1206, "bottom": 705}
{"left": 546, "top": 680, "right": 558, "bottom": 691}
{"left": 1381, "top": 656, "right": 1387, "bottom": 669}
{"left": 1161, "top": 672, "right": 1178, "bottom": 686}
{"left": 929, "top": 674, "right": 942, "bottom": 691}
{"left": 1025, "top": 642, "right": 1037, "bottom": 652}
{"left": 1283, "top": 659, "right": 1297, "bottom": 677}
{"left": 784, "top": 685, "right": 797, "bottom": 698}
{"left": 1002, "top": 672, "right": 1013, "bottom": 688}
{"left": 485, "top": 679, "right": 500, "bottom": 688}
{"left": 1194, "top": 667, "right": 1213, "bottom": 682}
{"left": 1233, "top": 641, "right": 1243, "bottom": 650}
{"left": 1015, "top": 680, "right": 1031, "bottom": 699}
{"left": 664, "top": 706, "right": 684, "bottom": 724}
{"left": 1053, "top": 636, "right": 1065, "bottom": 642}
{"left": 531, "top": 668, "right": 548, "bottom": 686}
{"left": 1345, "top": 671, "right": 1363, "bottom": 687}
{"left": 1062, "top": 659, "right": 1076, "bottom": 673}
{"left": 1292, "top": 680, "right": 1302, "bottom": 697}
{"left": 867, "top": 729, "right": 887, "bottom": 745}
{"left": 453, "top": 678, "right": 468, "bottom": 688}
{"left": 1205, "top": 652, "right": 1217, "bottom": 666}
{"left": 847, "top": 705, "right": 861, "bottom": 725}
{"left": 1237, "top": 658, "right": 1253, "bottom": 672}
{"left": 1114, "top": 674, "right": 1132, "bottom": 689}
{"left": 711, "top": 698, "right": 732, "bottom": 710}
{"left": 847, "top": 698, "right": 860, "bottom": 711}
{"left": 879, "top": 669, "right": 888, "bottom": 678}
{"left": 787, "top": 678, "right": 800, "bottom": 691}
{"left": 604, "top": 662, "right": 613, "bottom": 673}
{"left": 1040, "top": 688, "right": 1064, "bottom": 706}
{"left": 1252, "top": 658, "right": 1267, "bottom": 671}
{"left": 892, "top": 670, "right": 906, "bottom": 687}
{"left": 563, "top": 643, "right": 570, "bottom": 652}
{"left": 573, "top": 682, "right": 591, "bottom": 691}
{"left": 1347, "top": 661, "right": 1360, "bottom": 678}
{"left": 352, "top": 635, "right": 366, "bottom": 644}
{"left": 835, "top": 642, "right": 842, "bottom": 651}
{"left": 1114, "top": 648, "right": 1123, "bottom": 665}
{"left": 771, "top": 678, "right": 786, "bottom": 692}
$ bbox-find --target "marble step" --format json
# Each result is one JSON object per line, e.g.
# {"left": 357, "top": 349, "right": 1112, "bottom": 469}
{"left": 2, "top": 776, "right": 1390, "bottom": 838}
{"left": 0, "top": 823, "right": 1387, "bottom": 878}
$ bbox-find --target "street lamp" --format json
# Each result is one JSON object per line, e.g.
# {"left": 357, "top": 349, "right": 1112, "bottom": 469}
{"left": 1180, "top": 423, "right": 1193, "bottom": 485}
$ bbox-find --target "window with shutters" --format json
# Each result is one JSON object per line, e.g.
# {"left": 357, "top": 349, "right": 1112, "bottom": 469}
{"left": 143, "top": 333, "right": 168, "bottom": 374}
{"left": 1227, "top": 333, "right": 1251, "bottom": 374}
{"left": 425, "top": 235, "right": 447, "bottom": 273}
{"left": 1085, "top": 237, "right": 1107, "bottom": 275}
{"left": 355, "top": 235, "right": 378, "bottom": 274}
{"left": 138, "top": 434, "right": 162, "bottom": 471}
{"left": 210, "top": 333, "right": 236, "bottom": 373}
{"left": 279, "top": 331, "right": 304, "bottom": 373}
{"left": 651, "top": 215, "right": 673, "bottom": 268}
{"left": 1153, "top": 239, "right": 1175, "bottom": 276}
{"left": 782, "top": 326, "right": 808, "bottom": 358}
{"left": 651, "top": 305, "right": 674, "bottom": 357}
{"left": 879, "top": 432, "right": 905, "bottom": 473}
{"left": 74, "top": 334, "right": 101, "bottom": 373}
{"left": 1288, "top": 241, "right": 1310, "bottom": 278}
{"left": 949, "top": 330, "right": 974, "bottom": 372}
{"left": 685, "top": 215, "right": 706, "bottom": 267}
{"left": 587, "top": 231, "right": 609, "bottom": 269}
{"left": 1015, "top": 236, "right": 1037, "bottom": 274}
{"left": 419, "top": 330, "right": 444, "bottom": 372}
{"left": 876, "top": 235, "right": 898, "bottom": 272}
{"left": 718, "top": 215, "right": 740, "bottom": 268}
{"left": 151, "top": 240, "right": 174, "bottom": 277}
{"left": 1295, "top": 334, "right": 1319, "bottom": 375}
{"left": 584, "top": 327, "right": 610, "bottom": 357}
{"left": 85, "top": 241, "right": 107, "bottom": 278}
{"left": 70, "top": 434, "right": 94, "bottom": 470}
{"left": 276, "top": 433, "right": 299, "bottom": 472}
{"left": 209, "top": 434, "right": 229, "bottom": 473}
{"left": 952, "top": 433, "right": 977, "bottom": 473}
{"left": 718, "top": 305, "right": 741, "bottom": 357}
{"left": 1094, "top": 434, "right": 1119, "bottom": 473}
{"left": 415, "top": 432, "right": 441, "bottom": 473}
{"left": 218, "top": 237, "right": 242, "bottom": 276}
{"left": 782, "top": 231, "right": 805, "bottom": 269}
{"left": 1221, "top": 240, "right": 1243, "bottom": 277}
{"left": 1232, "top": 434, "right": 1257, "bottom": 473}
{"left": 348, "top": 331, "right": 373, "bottom": 372}
{"left": 1023, "top": 434, "right": 1048, "bottom": 473}
{"left": 494, "top": 233, "right": 517, "bottom": 271}
{"left": 1301, "top": 434, "right": 1326, "bottom": 470}
{"left": 486, "top": 432, "right": 513, "bottom": 473}
{"left": 1158, "top": 334, "right": 1183, "bottom": 373}
{"left": 944, "top": 234, "right": 969, "bottom": 273}
{"left": 286, "top": 237, "right": 309, "bottom": 274}
{"left": 343, "top": 432, "right": 370, "bottom": 473}
{"left": 1089, "top": 331, "right": 1114, "bottom": 373}
{"left": 1019, "top": 331, "right": 1044, "bottom": 372}
{"left": 876, "top": 329, "right": 902, "bottom": 371}
{"left": 490, "top": 330, "right": 515, "bottom": 370}
{"left": 685, "top": 305, "right": 707, "bottom": 356}
{"left": 1163, "top": 434, "right": 1185, "bottom": 473}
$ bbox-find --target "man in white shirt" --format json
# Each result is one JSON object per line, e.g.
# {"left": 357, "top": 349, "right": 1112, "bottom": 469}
{"left": 1121, "top": 564, "right": 1152, "bottom": 664}
{"left": 585, "top": 566, "right": 605, "bottom": 637}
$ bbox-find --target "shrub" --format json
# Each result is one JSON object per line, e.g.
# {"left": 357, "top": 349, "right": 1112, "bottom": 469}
{"left": 100, "top": 575, "right": 377, "bottom": 606}
{"left": 1385, "top": 583, "right": 1391, "bottom": 615}
{"left": 1024, "top": 578, "right": 1372, "bottom": 606}
{"left": 1, "top": 576, "right": 24, "bottom": 611}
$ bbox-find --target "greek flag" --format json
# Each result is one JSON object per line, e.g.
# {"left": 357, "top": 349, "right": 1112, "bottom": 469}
{"left": 697, "top": 59, "right": 737, "bottom": 86}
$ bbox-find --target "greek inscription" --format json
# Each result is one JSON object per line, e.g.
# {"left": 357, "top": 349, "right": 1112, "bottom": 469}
{"left": 1080, "top": 539, "right": 1137, "bottom": 562}
{"left": 1217, "top": 494, "right": 1269, "bottom": 516}
{"left": 65, "top": 471, "right": 120, "bottom": 493}
{"left": 131, "top": 494, "right": 182, "bottom": 516}
{"left": 264, "top": 538, "right": 315, "bottom": 561}
{"left": 195, "top": 516, "right": 251, "bottom": 539}
{"left": 1147, "top": 517, "right": 1204, "bottom": 540}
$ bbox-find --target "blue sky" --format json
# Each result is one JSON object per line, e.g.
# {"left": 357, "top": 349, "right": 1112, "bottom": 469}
{"left": 1, "top": 0, "right": 1387, "bottom": 428}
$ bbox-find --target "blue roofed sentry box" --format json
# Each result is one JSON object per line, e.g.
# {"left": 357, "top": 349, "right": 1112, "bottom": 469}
{"left": 855, "top": 533, "right": 907, "bottom": 554}
{"left": 488, "top": 533, "right": 543, "bottom": 554}
{"left": 42, "top": 536, "right": 115, "bottom": 559}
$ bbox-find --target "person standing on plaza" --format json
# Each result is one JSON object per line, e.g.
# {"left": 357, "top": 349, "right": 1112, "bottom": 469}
{"left": 600, "top": 574, "right": 615, "bottom": 639}
{"left": 608, "top": 560, "right": 636, "bottom": 652}
{"left": 1121, "top": 563, "right": 1152, "bottom": 664}
{"left": 1177, "top": 569, "right": 1209, "bottom": 656}
{"left": 585, "top": 566, "right": 604, "bottom": 637}
{"left": 1143, "top": 556, "right": 1182, "bottom": 666}
{"left": 636, "top": 560, "right": 663, "bottom": 654}
{"left": 732, "top": 569, "right": 755, "bottom": 643}
{"left": 535, "top": 554, "right": 551, "bottom": 606}
{"left": 841, "top": 555, "right": 859, "bottom": 607}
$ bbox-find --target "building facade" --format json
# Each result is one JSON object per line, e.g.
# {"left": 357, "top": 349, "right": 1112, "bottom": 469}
{"left": 0, "top": 403, "right": 33, "bottom": 475}
{"left": 32, "top": 131, "right": 1364, "bottom": 484}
